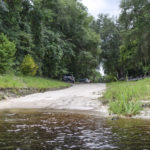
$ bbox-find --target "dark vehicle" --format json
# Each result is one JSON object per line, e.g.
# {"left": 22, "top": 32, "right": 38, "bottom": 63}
{"left": 119, "top": 77, "right": 126, "bottom": 81}
{"left": 63, "top": 75, "right": 75, "bottom": 83}
{"left": 119, "top": 76, "right": 143, "bottom": 81}
{"left": 79, "top": 78, "right": 91, "bottom": 83}
{"left": 127, "top": 76, "right": 143, "bottom": 81}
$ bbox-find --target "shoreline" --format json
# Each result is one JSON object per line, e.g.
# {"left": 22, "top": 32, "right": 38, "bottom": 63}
{"left": 0, "top": 83, "right": 107, "bottom": 112}
{"left": 0, "top": 83, "right": 150, "bottom": 120}
{"left": 0, "top": 86, "right": 71, "bottom": 100}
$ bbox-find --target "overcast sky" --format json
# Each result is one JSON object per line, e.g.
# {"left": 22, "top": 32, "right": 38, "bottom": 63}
{"left": 81, "top": 0, "right": 121, "bottom": 18}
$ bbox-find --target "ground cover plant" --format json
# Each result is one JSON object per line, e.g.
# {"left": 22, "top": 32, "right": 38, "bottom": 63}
{"left": 102, "top": 78, "right": 150, "bottom": 116}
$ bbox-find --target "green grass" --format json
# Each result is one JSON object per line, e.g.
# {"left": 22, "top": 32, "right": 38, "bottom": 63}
{"left": 109, "top": 98, "right": 142, "bottom": 116}
{"left": 0, "top": 75, "right": 70, "bottom": 89}
{"left": 102, "top": 78, "right": 150, "bottom": 116}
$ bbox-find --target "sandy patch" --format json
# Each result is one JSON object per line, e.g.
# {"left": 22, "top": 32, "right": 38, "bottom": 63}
{"left": 0, "top": 84, "right": 108, "bottom": 115}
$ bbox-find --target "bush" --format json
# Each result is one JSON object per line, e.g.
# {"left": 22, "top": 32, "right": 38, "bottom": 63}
{"left": 0, "top": 33, "right": 16, "bottom": 73}
{"left": 20, "top": 54, "right": 38, "bottom": 76}
{"left": 105, "top": 74, "right": 118, "bottom": 82}
{"left": 90, "top": 70, "right": 102, "bottom": 83}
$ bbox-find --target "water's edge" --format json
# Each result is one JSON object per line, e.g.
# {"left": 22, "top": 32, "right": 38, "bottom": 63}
{"left": 0, "top": 83, "right": 150, "bottom": 120}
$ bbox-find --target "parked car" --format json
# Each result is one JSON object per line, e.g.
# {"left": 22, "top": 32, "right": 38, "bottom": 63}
{"left": 119, "top": 76, "right": 143, "bottom": 81}
{"left": 79, "top": 78, "right": 91, "bottom": 83}
{"left": 63, "top": 75, "right": 75, "bottom": 83}
{"left": 127, "top": 76, "right": 143, "bottom": 81}
{"left": 119, "top": 77, "right": 126, "bottom": 81}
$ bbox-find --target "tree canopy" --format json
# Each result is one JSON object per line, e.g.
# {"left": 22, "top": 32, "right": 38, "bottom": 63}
{"left": 94, "top": 0, "right": 150, "bottom": 79}
{"left": 0, "top": 0, "right": 101, "bottom": 79}
{"left": 1, "top": 0, "right": 149, "bottom": 81}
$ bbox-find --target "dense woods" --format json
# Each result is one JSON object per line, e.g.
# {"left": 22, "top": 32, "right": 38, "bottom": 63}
{"left": 0, "top": 0, "right": 101, "bottom": 79}
{"left": 94, "top": 0, "right": 150, "bottom": 80}
{"left": 0, "top": 0, "right": 150, "bottom": 81}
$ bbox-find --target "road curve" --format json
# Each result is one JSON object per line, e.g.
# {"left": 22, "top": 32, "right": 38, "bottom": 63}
{"left": 0, "top": 84, "right": 108, "bottom": 113}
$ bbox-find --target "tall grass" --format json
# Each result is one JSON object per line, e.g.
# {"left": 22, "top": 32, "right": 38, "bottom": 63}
{"left": 21, "top": 76, "right": 70, "bottom": 88}
{"left": 109, "top": 97, "right": 142, "bottom": 116}
{"left": 103, "top": 78, "right": 150, "bottom": 116}
{"left": 0, "top": 75, "right": 70, "bottom": 89}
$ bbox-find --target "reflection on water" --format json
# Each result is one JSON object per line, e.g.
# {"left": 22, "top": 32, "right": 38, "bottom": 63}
{"left": 0, "top": 110, "right": 150, "bottom": 150}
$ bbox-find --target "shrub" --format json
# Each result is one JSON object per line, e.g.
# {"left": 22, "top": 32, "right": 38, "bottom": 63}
{"left": 20, "top": 54, "right": 38, "bottom": 76}
{"left": 90, "top": 70, "right": 102, "bottom": 83}
{"left": 105, "top": 74, "right": 118, "bottom": 82}
{"left": 0, "top": 33, "right": 16, "bottom": 73}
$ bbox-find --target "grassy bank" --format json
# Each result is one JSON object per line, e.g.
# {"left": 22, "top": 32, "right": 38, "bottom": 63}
{"left": 0, "top": 75, "right": 70, "bottom": 89}
{"left": 102, "top": 78, "right": 150, "bottom": 116}
{"left": 0, "top": 75, "right": 70, "bottom": 100}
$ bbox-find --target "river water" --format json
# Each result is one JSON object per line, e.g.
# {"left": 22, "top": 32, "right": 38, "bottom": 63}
{"left": 0, "top": 109, "right": 150, "bottom": 150}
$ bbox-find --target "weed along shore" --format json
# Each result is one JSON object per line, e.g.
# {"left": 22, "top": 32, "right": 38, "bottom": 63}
{"left": 0, "top": 75, "right": 70, "bottom": 100}
{"left": 101, "top": 77, "right": 150, "bottom": 119}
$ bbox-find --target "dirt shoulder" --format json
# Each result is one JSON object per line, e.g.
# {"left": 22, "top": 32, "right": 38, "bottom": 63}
{"left": 0, "top": 86, "right": 70, "bottom": 100}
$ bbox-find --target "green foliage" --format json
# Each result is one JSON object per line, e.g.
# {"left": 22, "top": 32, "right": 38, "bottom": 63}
{"left": 41, "top": 30, "right": 73, "bottom": 78}
{"left": 90, "top": 70, "right": 102, "bottom": 83}
{"left": 15, "top": 32, "right": 35, "bottom": 62}
{"left": 118, "top": 0, "right": 150, "bottom": 77}
{"left": 22, "top": 76, "right": 70, "bottom": 89}
{"left": 93, "top": 0, "right": 150, "bottom": 79}
{"left": 1, "top": 0, "right": 150, "bottom": 80}
{"left": 0, "top": 33, "right": 16, "bottom": 74}
{"left": 93, "top": 14, "right": 121, "bottom": 79}
{"left": 105, "top": 75, "right": 118, "bottom": 82}
{"left": 0, "top": 0, "right": 101, "bottom": 79}
{"left": 20, "top": 54, "right": 38, "bottom": 76}
{"left": 102, "top": 78, "right": 150, "bottom": 116}
{"left": 109, "top": 98, "right": 142, "bottom": 116}
{"left": 143, "top": 65, "right": 150, "bottom": 76}
{"left": 104, "top": 79, "right": 150, "bottom": 102}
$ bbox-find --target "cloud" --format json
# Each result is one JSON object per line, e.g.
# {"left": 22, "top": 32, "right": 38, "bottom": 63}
{"left": 81, "top": 0, "right": 121, "bottom": 18}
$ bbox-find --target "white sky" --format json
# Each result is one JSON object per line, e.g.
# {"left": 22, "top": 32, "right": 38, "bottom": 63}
{"left": 81, "top": 0, "right": 121, "bottom": 18}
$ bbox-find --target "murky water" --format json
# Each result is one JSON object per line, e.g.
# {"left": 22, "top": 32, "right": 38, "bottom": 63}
{"left": 0, "top": 110, "right": 150, "bottom": 150}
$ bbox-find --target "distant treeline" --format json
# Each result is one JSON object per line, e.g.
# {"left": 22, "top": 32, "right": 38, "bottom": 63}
{"left": 93, "top": 0, "right": 150, "bottom": 80}
{"left": 0, "top": 0, "right": 150, "bottom": 81}
{"left": 0, "top": 0, "right": 101, "bottom": 79}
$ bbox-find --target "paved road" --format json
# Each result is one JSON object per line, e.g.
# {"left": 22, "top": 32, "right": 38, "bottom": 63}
{"left": 0, "top": 84, "right": 108, "bottom": 113}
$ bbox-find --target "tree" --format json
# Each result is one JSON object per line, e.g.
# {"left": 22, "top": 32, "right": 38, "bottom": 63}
{"left": 0, "top": 33, "right": 16, "bottom": 73}
{"left": 94, "top": 14, "right": 121, "bottom": 78}
{"left": 20, "top": 54, "right": 38, "bottom": 76}
{"left": 32, "top": 0, "right": 101, "bottom": 79}
{"left": 119, "top": 0, "right": 150, "bottom": 77}
{"left": 0, "top": 0, "right": 102, "bottom": 79}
